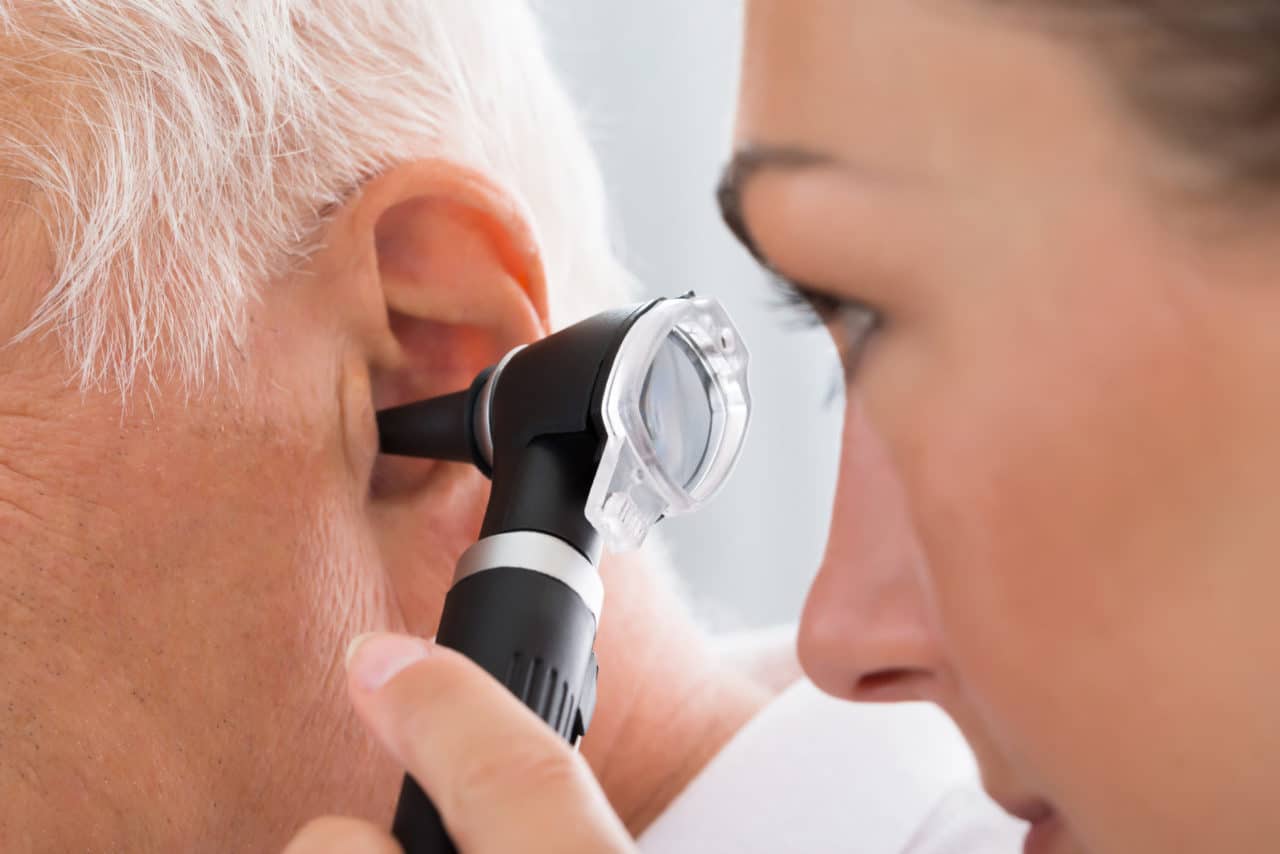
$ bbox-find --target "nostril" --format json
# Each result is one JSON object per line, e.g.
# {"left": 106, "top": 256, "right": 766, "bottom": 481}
{"left": 854, "top": 668, "right": 928, "bottom": 702}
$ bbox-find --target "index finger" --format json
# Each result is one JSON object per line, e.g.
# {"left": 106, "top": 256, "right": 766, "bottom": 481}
{"left": 346, "top": 633, "right": 634, "bottom": 854}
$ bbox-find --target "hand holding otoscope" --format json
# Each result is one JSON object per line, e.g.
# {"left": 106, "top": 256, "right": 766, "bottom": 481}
{"left": 373, "top": 294, "right": 752, "bottom": 853}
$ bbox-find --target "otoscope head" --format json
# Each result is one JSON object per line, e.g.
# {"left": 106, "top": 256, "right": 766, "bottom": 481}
{"left": 375, "top": 294, "right": 752, "bottom": 556}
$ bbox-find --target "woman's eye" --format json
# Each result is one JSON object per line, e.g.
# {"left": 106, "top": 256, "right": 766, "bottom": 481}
{"left": 827, "top": 300, "right": 881, "bottom": 379}
{"left": 768, "top": 274, "right": 882, "bottom": 386}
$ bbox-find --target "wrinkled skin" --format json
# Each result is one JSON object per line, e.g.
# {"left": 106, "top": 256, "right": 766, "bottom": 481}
{"left": 0, "top": 161, "right": 761, "bottom": 851}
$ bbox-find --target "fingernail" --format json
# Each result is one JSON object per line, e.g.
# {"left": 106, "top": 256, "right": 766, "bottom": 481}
{"left": 346, "top": 633, "right": 431, "bottom": 691}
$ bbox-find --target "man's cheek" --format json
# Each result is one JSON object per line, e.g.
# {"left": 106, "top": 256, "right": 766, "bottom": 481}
{"left": 295, "top": 497, "right": 402, "bottom": 643}
{"left": 371, "top": 469, "right": 492, "bottom": 634}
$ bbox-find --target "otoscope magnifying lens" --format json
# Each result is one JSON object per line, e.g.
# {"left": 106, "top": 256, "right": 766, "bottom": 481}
{"left": 640, "top": 331, "right": 714, "bottom": 489}
{"left": 587, "top": 295, "right": 751, "bottom": 550}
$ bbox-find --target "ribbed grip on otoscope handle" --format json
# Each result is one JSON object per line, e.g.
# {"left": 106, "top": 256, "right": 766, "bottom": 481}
{"left": 391, "top": 566, "right": 600, "bottom": 854}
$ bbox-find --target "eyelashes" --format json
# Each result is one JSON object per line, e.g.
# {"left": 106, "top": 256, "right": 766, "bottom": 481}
{"left": 767, "top": 273, "right": 883, "bottom": 392}
{"left": 768, "top": 272, "right": 844, "bottom": 329}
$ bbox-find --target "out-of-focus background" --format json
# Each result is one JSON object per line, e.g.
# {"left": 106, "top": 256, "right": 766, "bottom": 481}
{"left": 535, "top": 2, "right": 843, "bottom": 628}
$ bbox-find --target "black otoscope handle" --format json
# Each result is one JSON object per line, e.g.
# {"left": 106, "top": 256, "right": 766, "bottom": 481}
{"left": 391, "top": 566, "right": 600, "bottom": 854}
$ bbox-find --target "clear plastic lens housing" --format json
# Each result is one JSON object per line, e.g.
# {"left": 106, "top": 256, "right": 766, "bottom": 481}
{"left": 640, "top": 331, "right": 715, "bottom": 489}
{"left": 586, "top": 296, "right": 752, "bottom": 551}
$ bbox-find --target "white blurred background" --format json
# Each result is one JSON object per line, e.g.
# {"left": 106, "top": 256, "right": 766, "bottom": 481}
{"left": 535, "top": 2, "right": 844, "bottom": 629}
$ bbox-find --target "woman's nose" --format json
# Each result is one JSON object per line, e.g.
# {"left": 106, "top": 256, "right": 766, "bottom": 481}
{"left": 798, "top": 399, "right": 943, "bottom": 704}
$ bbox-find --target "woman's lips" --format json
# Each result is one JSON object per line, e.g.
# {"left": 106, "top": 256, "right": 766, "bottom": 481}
{"left": 1021, "top": 810, "right": 1064, "bottom": 854}
{"left": 989, "top": 796, "right": 1061, "bottom": 854}
{"left": 1002, "top": 798, "right": 1053, "bottom": 826}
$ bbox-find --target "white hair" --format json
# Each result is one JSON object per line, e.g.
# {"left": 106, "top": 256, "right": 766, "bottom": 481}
{"left": 0, "top": 1, "right": 628, "bottom": 391}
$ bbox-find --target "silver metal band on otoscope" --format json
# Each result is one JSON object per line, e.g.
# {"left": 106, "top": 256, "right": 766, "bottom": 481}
{"left": 453, "top": 531, "right": 605, "bottom": 622}
{"left": 473, "top": 345, "right": 525, "bottom": 471}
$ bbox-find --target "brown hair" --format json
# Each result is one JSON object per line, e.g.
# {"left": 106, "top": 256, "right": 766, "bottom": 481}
{"left": 1010, "top": 2, "right": 1280, "bottom": 193}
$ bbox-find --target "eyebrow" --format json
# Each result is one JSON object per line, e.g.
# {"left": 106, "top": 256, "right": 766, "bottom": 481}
{"left": 716, "top": 144, "right": 836, "bottom": 262}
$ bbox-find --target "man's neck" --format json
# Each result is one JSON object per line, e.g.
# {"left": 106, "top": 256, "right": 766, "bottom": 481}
{"left": 586, "top": 551, "right": 770, "bottom": 835}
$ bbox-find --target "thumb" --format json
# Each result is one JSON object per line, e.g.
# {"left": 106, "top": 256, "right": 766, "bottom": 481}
{"left": 345, "top": 633, "right": 635, "bottom": 854}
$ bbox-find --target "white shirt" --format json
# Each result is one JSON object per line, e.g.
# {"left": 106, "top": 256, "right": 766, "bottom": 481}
{"left": 637, "top": 679, "right": 1026, "bottom": 853}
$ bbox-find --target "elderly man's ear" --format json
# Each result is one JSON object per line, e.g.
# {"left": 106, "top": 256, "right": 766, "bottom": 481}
{"left": 309, "top": 159, "right": 551, "bottom": 631}
{"left": 338, "top": 159, "right": 549, "bottom": 400}
{"left": 321, "top": 157, "right": 549, "bottom": 458}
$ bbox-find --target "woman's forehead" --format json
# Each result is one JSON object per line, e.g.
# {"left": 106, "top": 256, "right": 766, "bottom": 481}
{"left": 736, "top": 0, "right": 1122, "bottom": 180}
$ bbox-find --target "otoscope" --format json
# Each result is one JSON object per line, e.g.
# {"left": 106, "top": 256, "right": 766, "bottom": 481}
{"left": 375, "top": 294, "right": 752, "bottom": 854}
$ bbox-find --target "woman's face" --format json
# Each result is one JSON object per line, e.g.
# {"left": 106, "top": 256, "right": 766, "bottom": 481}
{"left": 731, "top": 2, "right": 1280, "bottom": 853}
